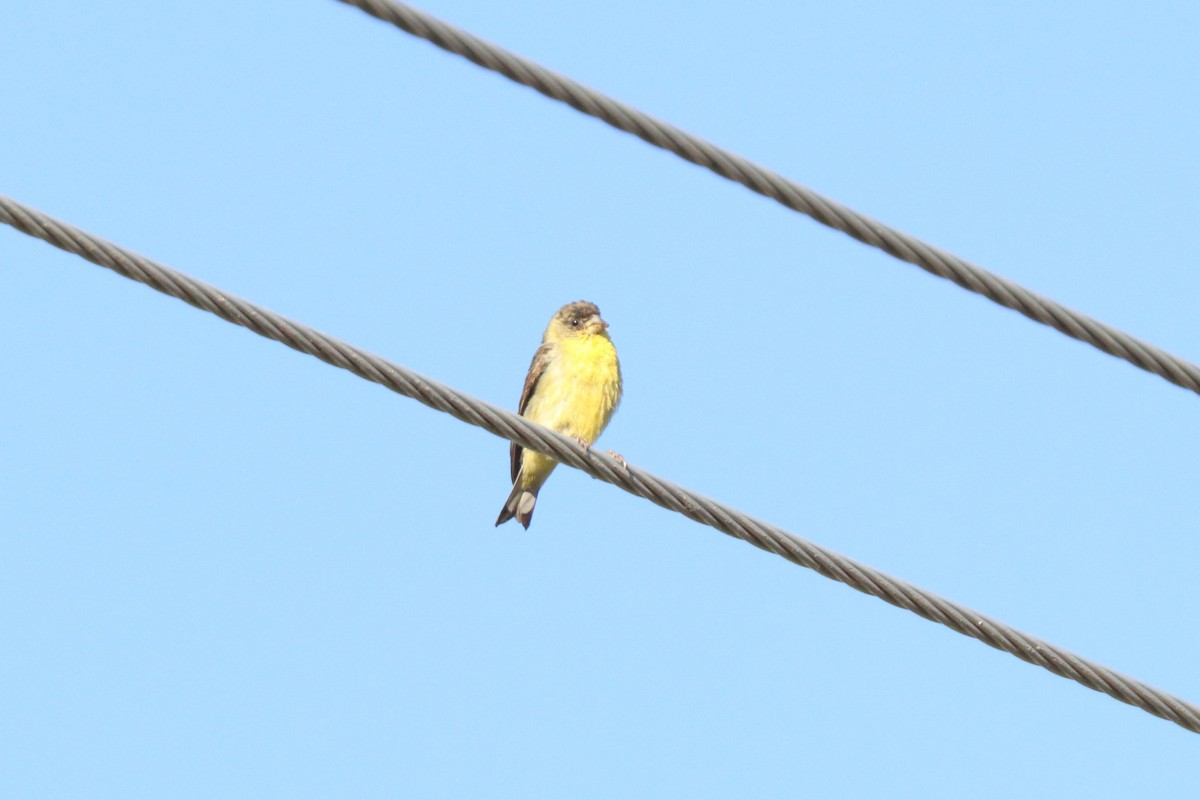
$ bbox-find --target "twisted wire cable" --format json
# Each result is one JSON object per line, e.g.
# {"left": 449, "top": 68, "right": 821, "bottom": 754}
{"left": 3, "top": 193, "right": 1197, "bottom": 734}
{"left": 334, "top": 0, "right": 1200, "bottom": 398}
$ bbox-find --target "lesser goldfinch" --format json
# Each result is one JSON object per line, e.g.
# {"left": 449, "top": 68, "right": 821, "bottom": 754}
{"left": 495, "top": 301, "right": 623, "bottom": 529}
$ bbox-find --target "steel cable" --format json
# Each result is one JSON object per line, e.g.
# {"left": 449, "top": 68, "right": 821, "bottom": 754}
{"left": 3, "top": 193, "right": 1197, "bottom": 734}
{"left": 333, "top": 0, "right": 1200, "bottom": 398}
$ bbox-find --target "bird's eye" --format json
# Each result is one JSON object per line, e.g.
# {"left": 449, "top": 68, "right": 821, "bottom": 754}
{"left": 571, "top": 318, "right": 581, "bottom": 327}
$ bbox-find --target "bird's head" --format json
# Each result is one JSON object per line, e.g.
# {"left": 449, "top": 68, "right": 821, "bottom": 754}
{"left": 546, "top": 300, "right": 610, "bottom": 341}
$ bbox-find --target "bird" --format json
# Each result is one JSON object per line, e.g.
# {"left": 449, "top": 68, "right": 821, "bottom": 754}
{"left": 495, "top": 300, "right": 623, "bottom": 529}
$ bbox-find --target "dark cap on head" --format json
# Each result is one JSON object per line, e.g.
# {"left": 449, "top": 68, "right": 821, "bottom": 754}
{"left": 555, "top": 300, "right": 601, "bottom": 321}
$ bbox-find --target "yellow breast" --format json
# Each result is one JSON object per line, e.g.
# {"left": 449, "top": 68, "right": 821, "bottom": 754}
{"left": 524, "top": 333, "right": 622, "bottom": 445}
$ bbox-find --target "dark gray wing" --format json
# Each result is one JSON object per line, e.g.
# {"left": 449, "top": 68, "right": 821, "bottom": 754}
{"left": 510, "top": 342, "right": 553, "bottom": 482}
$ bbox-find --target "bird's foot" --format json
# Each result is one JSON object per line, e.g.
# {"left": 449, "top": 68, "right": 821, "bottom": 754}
{"left": 607, "top": 450, "right": 628, "bottom": 472}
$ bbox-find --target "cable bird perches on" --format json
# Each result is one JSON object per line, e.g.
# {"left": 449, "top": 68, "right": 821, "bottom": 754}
{"left": 2, "top": 194, "right": 1197, "bottom": 734}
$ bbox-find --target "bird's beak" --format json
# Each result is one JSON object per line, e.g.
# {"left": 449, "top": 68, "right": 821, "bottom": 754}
{"left": 590, "top": 314, "right": 609, "bottom": 331}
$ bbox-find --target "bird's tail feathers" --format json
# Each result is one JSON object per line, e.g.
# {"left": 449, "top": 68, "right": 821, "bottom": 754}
{"left": 495, "top": 483, "right": 539, "bottom": 529}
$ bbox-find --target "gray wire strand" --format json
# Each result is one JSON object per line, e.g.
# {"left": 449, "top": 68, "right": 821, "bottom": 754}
{"left": 3, "top": 194, "right": 1196, "bottom": 734}
{"left": 333, "top": 0, "right": 1200, "bottom": 398}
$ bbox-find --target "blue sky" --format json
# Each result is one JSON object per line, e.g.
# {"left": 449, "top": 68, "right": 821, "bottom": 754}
{"left": 3, "top": 1, "right": 1198, "bottom": 796}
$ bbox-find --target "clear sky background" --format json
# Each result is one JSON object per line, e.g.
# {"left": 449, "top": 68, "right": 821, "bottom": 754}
{"left": 2, "top": 2, "right": 1198, "bottom": 797}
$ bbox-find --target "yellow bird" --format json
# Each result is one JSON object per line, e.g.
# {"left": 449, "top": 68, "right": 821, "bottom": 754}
{"left": 495, "top": 301, "right": 623, "bottom": 529}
